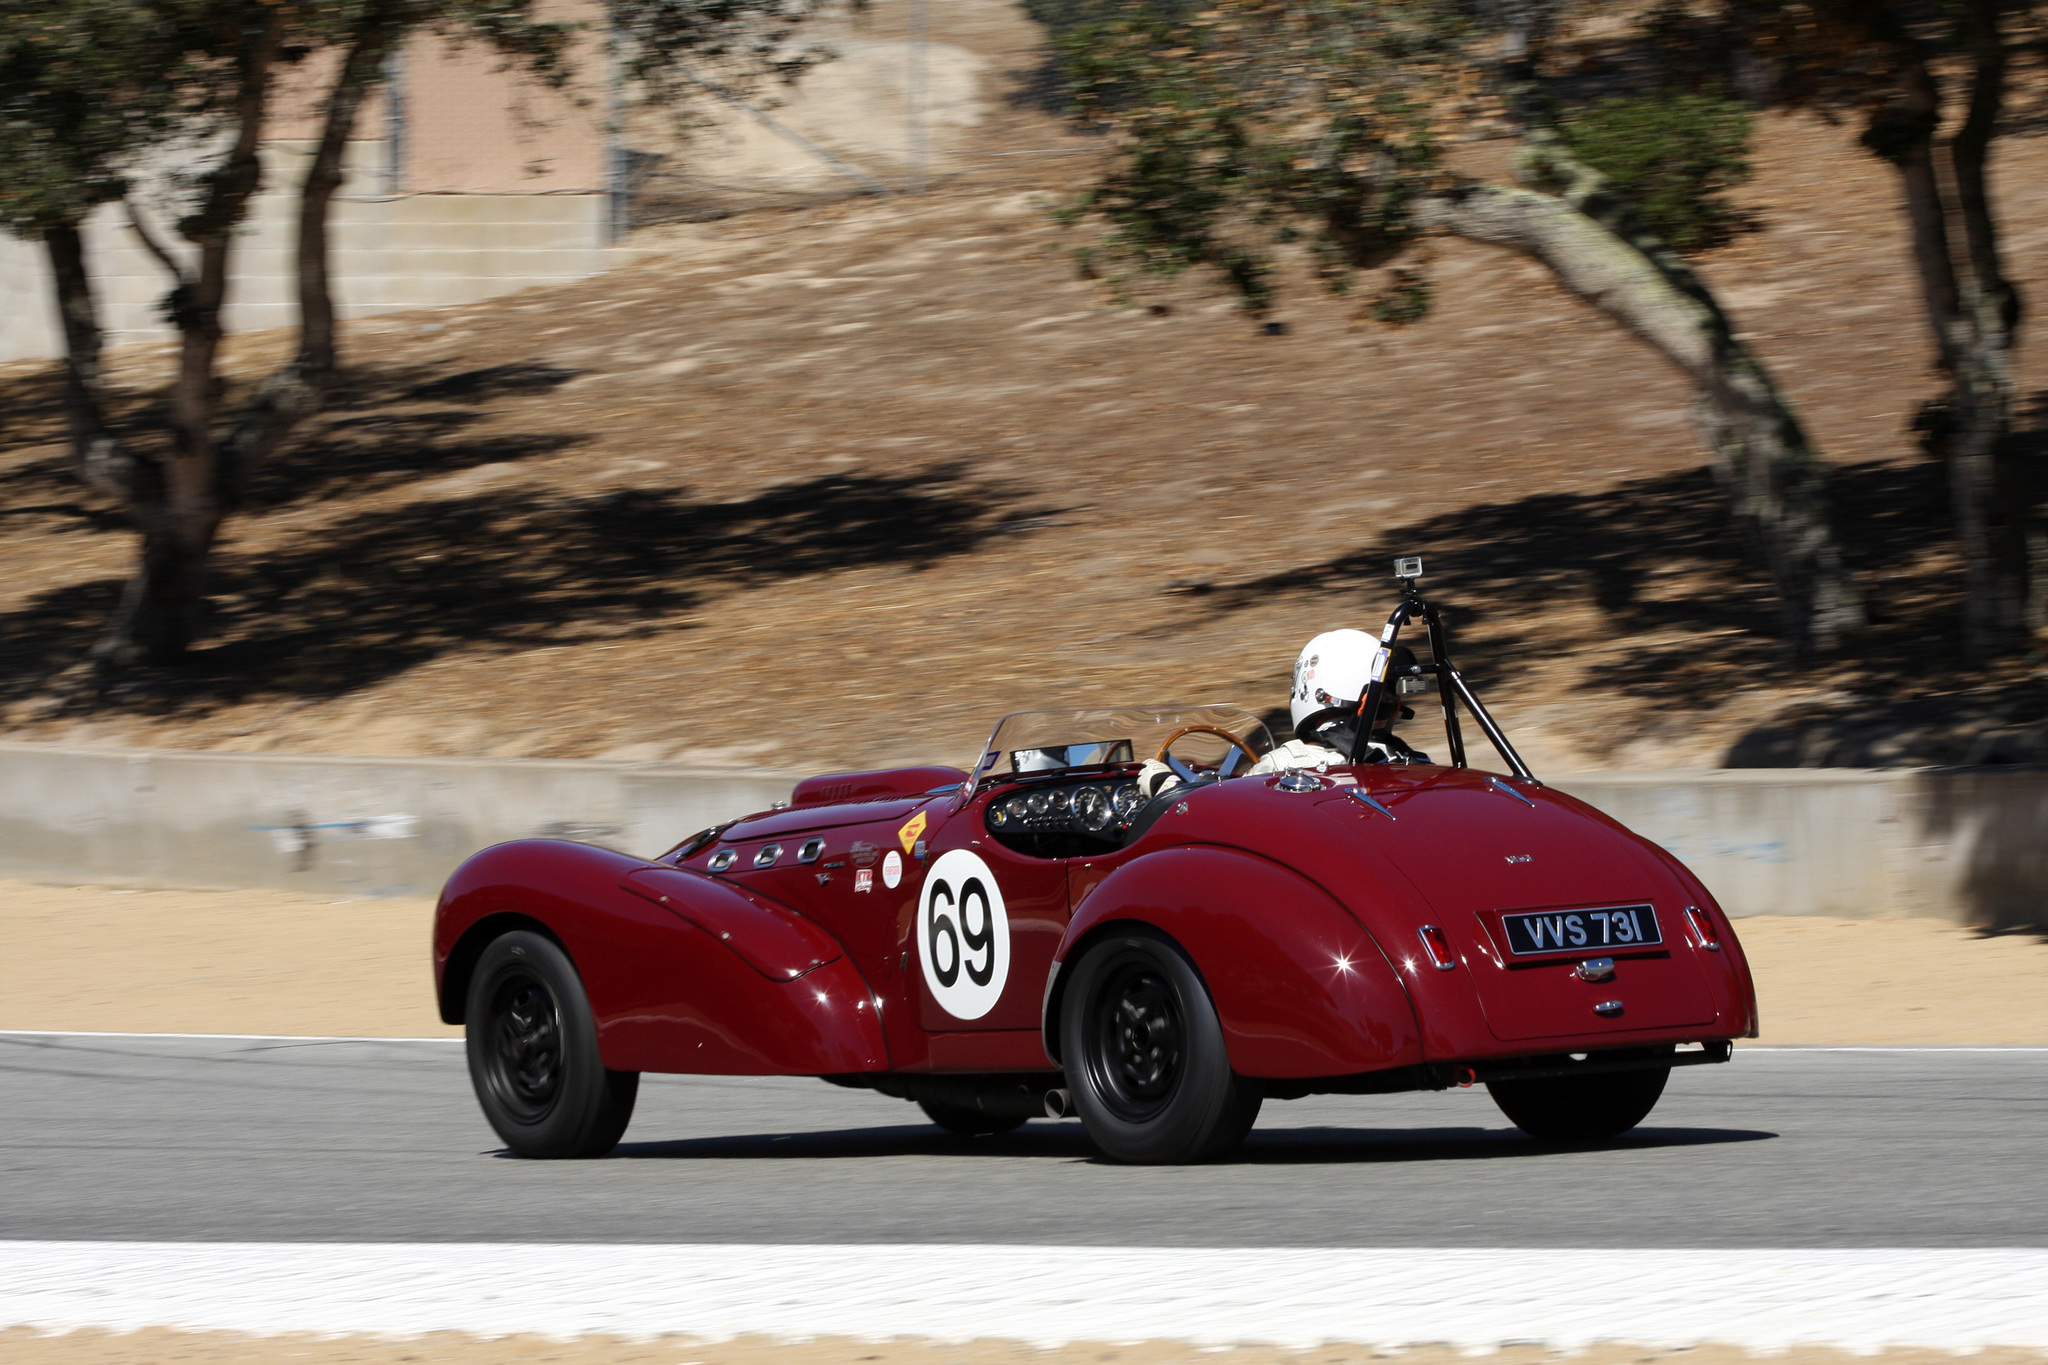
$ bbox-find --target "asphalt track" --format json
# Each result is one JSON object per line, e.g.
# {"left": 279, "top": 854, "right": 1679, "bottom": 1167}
{"left": 4, "top": 1033, "right": 2046, "bottom": 1247}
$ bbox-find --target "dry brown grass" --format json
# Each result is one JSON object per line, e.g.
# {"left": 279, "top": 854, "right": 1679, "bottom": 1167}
{"left": 3, "top": 0, "right": 2047, "bottom": 776}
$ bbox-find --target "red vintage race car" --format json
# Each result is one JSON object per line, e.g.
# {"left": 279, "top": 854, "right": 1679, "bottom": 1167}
{"left": 434, "top": 563, "right": 1758, "bottom": 1164}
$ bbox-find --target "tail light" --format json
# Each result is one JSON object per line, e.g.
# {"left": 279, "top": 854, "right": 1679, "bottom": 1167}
{"left": 1417, "top": 924, "right": 1458, "bottom": 971}
{"left": 1685, "top": 904, "right": 1721, "bottom": 951}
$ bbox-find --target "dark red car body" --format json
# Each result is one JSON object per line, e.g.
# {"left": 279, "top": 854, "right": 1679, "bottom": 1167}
{"left": 436, "top": 573, "right": 1756, "bottom": 1159}
{"left": 434, "top": 756, "right": 1756, "bottom": 1091}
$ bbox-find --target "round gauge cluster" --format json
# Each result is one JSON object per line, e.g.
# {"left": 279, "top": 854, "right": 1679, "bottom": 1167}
{"left": 988, "top": 781, "right": 1145, "bottom": 835}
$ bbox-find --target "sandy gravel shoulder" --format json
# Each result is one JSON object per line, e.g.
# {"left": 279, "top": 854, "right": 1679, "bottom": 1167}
{"left": 0, "top": 879, "right": 457, "bottom": 1038}
{"left": 4, "top": 879, "right": 2047, "bottom": 1043}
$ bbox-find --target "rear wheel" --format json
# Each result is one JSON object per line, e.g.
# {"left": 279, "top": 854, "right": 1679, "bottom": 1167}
{"left": 1486, "top": 1060, "right": 1670, "bottom": 1141}
{"left": 1059, "top": 928, "right": 1260, "bottom": 1163}
{"left": 918, "top": 1100, "right": 1027, "bottom": 1137}
{"left": 465, "top": 930, "right": 638, "bottom": 1158}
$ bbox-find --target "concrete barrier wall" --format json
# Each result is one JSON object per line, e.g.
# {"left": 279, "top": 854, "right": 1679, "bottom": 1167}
{"left": 0, "top": 743, "right": 797, "bottom": 900}
{"left": 0, "top": 741, "right": 2040, "bottom": 927}
{"left": 1556, "top": 771, "right": 1981, "bottom": 926}
{"left": 1, "top": 142, "right": 614, "bottom": 364}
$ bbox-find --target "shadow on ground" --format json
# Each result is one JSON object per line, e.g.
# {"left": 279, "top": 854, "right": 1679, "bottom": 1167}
{"left": 599, "top": 1122, "right": 1774, "bottom": 1164}
{"left": 8, "top": 347, "right": 2046, "bottom": 763}
{"left": 1, "top": 361, "right": 589, "bottom": 530}
{"left": 0, "top": 464, "right": 1059, "bottom": 717}
{"left": 1196, "top": 432, "right": 2048, "bottom": 767}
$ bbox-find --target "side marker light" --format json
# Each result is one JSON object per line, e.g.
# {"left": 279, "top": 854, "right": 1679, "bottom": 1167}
{"left": 1685, "top": 904, "right": 1721, "bottom": 950}
{"left": 1417, "top": 924, "right": 1457, "bottom": 971}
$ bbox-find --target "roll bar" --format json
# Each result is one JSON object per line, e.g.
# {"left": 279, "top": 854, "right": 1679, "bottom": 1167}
{"left": 1345, "top": 562, "right": 1537, "bottom": 782}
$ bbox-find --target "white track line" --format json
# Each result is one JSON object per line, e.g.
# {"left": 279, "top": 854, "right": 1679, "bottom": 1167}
{"left": 5, "top": 1244, "right": 2048, "bottom": 1349}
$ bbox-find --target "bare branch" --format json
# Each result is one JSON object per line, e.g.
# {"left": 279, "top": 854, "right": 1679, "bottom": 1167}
{"left": 123, "top": 195, "right": 191, "bottom": 286}
{"left": 1414, "top": 172, "right": 1861, "bottom": 653}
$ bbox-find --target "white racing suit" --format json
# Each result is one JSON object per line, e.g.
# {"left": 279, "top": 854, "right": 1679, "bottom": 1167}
{"left": 1249, "top": 731, "right": 1428, "bottom": 774}
{"left": 1134, "top": 726, "right": 1427, "bottom": 798}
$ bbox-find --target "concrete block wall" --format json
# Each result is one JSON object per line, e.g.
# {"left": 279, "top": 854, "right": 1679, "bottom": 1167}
{"left": 0, "top": 743, "right": 795, "bottom": 899}
{"left": 1557, "top": 771, "right": 1973, "bottom": 925}
{"left": 0, "top": 140, "right": 614, "bottom": 364}
{"left": 0, "top": 741, "right": 2042, "bottom": 928}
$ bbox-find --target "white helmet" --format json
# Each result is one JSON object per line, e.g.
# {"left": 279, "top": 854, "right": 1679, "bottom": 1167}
{"left": 1290, "top": 629, "right": 1384, "bottom": 733}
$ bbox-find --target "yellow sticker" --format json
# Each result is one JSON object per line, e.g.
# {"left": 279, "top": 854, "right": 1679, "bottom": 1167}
{"left": 898, "top": 810, "right": 928, "bottom": 854}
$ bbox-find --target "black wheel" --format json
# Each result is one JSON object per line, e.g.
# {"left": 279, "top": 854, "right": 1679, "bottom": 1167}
{"left": 1059, "top": 928, "right": 1261, "bottom": 1163}
{"left": 1486, "top": 1058, "right": 1671, "bottom": 1141}
{"left": 918, "top": 1100, "right": 1027, "bottom": 1137}
{"left": 465, "top": 930, "right": 639, "bottom": 1158}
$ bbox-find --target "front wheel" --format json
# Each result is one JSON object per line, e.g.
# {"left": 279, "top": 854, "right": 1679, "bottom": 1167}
{"left": 465, "top": 930, "right": 639, "bottom": 1158}
{"left": 1059, "top": 928, "right": 1261, "bottom": 1163}
{"left": 1486, "top": 1061, "right": 1670, "bottom": 1141}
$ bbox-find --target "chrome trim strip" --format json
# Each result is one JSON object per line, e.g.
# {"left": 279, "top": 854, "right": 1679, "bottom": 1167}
{"left": 1344, "top": 788, "right": 1397, "bottom": 821}
{"left": 1489, "top": 776, "right": 1537, "bottom": 808}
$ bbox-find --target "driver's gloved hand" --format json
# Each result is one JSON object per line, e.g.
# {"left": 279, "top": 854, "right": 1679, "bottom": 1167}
{"left": 1133, "top": 759, "right": 1181, "bottom": 800}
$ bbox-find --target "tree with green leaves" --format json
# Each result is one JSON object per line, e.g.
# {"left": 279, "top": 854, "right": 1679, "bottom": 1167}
{"left": 1, "top": 0, "right": 839, "bottom": 671}
{"left": 1730, "top": 0, "right": 2037, "bottom": 658}
{"left": 1050, "top": 0, "right": 1863, "bottom": 656}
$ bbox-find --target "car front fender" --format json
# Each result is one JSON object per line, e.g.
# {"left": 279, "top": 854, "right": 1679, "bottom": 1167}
{"left": 1047, "top": 844, "right": 1424, "bottom": 1079}
{"left": 436, "top": 840, "right": 889, "bottom": 1076}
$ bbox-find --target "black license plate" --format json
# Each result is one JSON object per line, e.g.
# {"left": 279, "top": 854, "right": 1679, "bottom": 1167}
{"left": 1502, "top": 904, "right": 1661, "bottom": 955}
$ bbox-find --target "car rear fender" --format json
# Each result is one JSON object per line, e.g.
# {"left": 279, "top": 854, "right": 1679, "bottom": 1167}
{"left": 1637, "top": 843, "right": 1760, "bottom": 1039}
{"left": 435, "top": 839, "right": 889, "bottom": 1076}
{"left": 1045, "top": 844, "right": 1424, "bottom": 1078}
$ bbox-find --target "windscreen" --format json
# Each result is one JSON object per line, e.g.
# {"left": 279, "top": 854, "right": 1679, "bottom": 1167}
{"left": 973, "top": 705, "right": 1275, "bottom": 785}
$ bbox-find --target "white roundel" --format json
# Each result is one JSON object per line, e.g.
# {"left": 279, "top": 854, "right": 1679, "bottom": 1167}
{"left": 881, "top": 849, "right": 904, "bottom": 889}
{"left": 916, "top": 848, "right": 1011, "bottom": 1020}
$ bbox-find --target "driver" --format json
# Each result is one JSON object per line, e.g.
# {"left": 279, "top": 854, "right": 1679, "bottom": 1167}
{"left": 1133, "top": 629, "right": 1430, "bottom": 799}
{"left": 1249, "top": 629, "right": 1430, "bottom": 774}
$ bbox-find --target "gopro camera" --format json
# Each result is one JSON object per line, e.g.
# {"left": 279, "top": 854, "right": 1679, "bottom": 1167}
{"left": 1394, "top": 555, "right": 1423, "bottom": 581}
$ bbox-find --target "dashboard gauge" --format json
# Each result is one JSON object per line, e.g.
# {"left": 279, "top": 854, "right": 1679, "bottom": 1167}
{"left": 1045, "top": 788, "right": 1071, "bottom": 814}
{"left": 1073, "top": 785, "right": 1113, "bottom": 831}
{"left": 1024, "top": 790, "right": 1050, "bottom": 818}
{"left": 1112, "top": 783, "right": 1143, "bottom": 818}
{"left": 1008, "top": 795, "right": 1033, "bottom": 822}
{"left": 988, "top": 803, "right": 1010, "bottom": 827}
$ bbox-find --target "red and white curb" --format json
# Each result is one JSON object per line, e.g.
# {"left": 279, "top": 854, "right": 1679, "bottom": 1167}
{"left": 3, "top": 1244, "right": 2046, "bottom": 1349}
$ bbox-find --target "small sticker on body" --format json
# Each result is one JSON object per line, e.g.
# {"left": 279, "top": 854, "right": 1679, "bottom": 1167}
{"left": 854, "top": 868, "right": 874, "bottom": 893}
{"left": 897, "top": 811, "right": 928, "bottom": 853}
{"left": 882, "top": 849, "right": 904, "bottom": 889}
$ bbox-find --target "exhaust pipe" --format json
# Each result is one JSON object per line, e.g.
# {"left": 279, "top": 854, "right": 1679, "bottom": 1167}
{"left": 1043, "top": 1087, "right": 1072, "bottom": 1119}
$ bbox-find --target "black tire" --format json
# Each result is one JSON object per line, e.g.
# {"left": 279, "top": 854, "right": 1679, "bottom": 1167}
{"left": 918, "top": 1100, "right": 1028, "bottom": 1137}
{"left": 1486, "top": 1061, "right": 1670, "bottom": 1141}
{"left": 465, "top": 930, "right": 639, "bottom": 1158}
{"left": 1059, "top": 927, "right": 1261, "bottom": 1163}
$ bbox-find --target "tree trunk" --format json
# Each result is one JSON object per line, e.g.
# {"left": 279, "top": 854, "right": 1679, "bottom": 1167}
{"left": 1861, "top": 2, "right": 2028, "bottom": 659}
{"left": 222, "top": 20, "right": 398, "bottom": 500}
{"left": 1953, "top": 2, "right": 2019, "bottom": 348}
{"left": 1413, "top": 146, "right": 1862, "bottom": 656}
{"left": 84, "top": 17, "right": 281, "bottom": 667}
{"left": 48, "top": 224, "right": 208, "bottom": 667}
{"left": 44, "top": 223, "right": 143, "bottom": 504}
{"left": 1954, "top": 0, "right": 2033, "bottom": 638}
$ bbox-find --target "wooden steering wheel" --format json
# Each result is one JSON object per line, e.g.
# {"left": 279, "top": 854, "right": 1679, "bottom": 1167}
{"left": 1153, "top": 724, "right": 1264, "bottom": 772}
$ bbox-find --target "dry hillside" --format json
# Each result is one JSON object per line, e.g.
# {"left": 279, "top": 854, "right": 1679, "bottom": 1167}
{"left": 3, "top": 0, "right": 2047, "bottom": 776}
